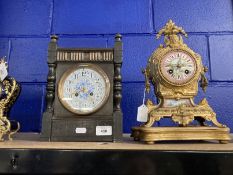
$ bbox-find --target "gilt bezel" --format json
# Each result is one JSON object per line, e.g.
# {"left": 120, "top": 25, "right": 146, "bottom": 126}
{"left": 58, "top": 63, "right": 111, "bottom": 115}
{"left": 158, "top": 49, "right": 198, "bottom": 86}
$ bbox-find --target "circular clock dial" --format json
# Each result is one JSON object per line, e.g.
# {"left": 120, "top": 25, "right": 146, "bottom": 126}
{"left": 160, "top": 51, "right": 197, "bottom": 85}
{"left": 58, "top": 64, "right": 110, "bottom": 115}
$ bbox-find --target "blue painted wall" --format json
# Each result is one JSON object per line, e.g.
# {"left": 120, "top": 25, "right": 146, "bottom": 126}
{"left": 0, "top": 0, "right": 233, "bottom": 133}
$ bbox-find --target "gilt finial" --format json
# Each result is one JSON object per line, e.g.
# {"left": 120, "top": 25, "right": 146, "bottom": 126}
{"left": 156, "top": 20, "right": 188, "bottom": 47}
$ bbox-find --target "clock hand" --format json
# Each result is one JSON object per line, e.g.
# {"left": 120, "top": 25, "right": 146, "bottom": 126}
{"left": 165, "top": 63, "right": 177, "bottom": 72}
{"left": 177, "top": 57, "right": 182, "bottom": 65}
{"left": 166, "top": 63, "right": 177, "bottom": 67}
{"left": 176, "top": 58, "right": 183, "bottom": 69}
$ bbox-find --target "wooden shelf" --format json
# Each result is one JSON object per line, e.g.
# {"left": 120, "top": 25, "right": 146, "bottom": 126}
{"left": 0, "top": 133, "right": 233, "bottom": 174}
{"left": 0, "top": 132, "right": 233, "bottom": 151}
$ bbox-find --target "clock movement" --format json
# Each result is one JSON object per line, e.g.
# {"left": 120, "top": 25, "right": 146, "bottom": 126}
{"left": 131, "top": 20, "right": 230, "bottom": 144}
{"left": 41, "top": 34, "right": 123, "bottom": 142}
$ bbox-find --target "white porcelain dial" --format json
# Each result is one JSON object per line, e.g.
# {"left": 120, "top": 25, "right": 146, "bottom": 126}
{"left": 160, "top": 51, "right": 197, "bottom": 85}
{"left": 58, "top": 64, "right": 110, "bottom": 115}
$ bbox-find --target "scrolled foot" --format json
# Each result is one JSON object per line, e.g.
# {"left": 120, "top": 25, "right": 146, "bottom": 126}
{"left": 8, "top": 135, "right": 13, "bottom": 141}
{"left": 134, "top": 137, "right": 140, "bottom": 141}
{"left": 208, "top": 114, "right": 226, "bottom": 128}
{"left": 145, "top": 141, "right": 154, "bottom": 144}
{"left": 219, "top": 140, "right": 229, "bottom": 144}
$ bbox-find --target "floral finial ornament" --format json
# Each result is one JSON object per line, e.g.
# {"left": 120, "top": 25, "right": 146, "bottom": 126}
{"left": 156, "top": 20, "right": 188, "bottom": 48}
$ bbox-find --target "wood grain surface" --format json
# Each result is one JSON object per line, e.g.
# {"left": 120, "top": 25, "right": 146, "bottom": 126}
{"left": 0, "top": 133, "right": 232, "bottom": 151}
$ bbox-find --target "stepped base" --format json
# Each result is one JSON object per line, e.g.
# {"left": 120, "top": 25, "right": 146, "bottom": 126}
{"left": 131, "top": 126, "right": 231, "bottom": 144}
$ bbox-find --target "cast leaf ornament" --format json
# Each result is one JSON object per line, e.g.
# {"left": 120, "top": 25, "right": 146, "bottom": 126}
{"left": 156, "top": 20, "right": 187, "bottom": 48}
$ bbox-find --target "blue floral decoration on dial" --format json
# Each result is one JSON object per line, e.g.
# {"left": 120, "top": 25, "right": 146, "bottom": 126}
{"left": 76, "top": 80, "right": 94, "bottom": 100}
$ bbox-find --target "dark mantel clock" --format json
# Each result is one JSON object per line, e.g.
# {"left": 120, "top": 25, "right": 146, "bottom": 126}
{"left": 41, "top": 34, "right": 123, "bottom": 142}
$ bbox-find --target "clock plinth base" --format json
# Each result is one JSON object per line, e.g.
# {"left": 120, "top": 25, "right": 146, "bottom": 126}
{"left": 131, "top": 126, "right": 231, "bottom": 144}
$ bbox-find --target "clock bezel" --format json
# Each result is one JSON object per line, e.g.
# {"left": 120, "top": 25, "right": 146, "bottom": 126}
{"left": 0, "top": 83, "right": 2, "bottom": 96}
{"left": 58, "top": 63, "right": 111, "bottom": 115}
{"left": 158, "top": 49, "right": 198, "bottom": 86}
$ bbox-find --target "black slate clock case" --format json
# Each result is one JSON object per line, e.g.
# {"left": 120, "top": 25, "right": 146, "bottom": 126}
{"left": 41, "top": 34, "right": 123, "bottom": 142}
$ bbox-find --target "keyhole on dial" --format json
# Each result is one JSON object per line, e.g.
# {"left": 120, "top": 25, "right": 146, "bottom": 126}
{"left": 168, "top": 69, "right": 173, "bottom": 74}
{"left": 75, "top": 93, "right": 79, "bottom": 97}
{"left": 90, "top": 92, "right": 93, "bottom": 96}
{"left": 185, "top": 70, "right": 189, "bottom": 74}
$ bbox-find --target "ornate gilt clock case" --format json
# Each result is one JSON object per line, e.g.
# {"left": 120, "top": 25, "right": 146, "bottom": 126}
{"left": 0, "top": 58, "right": 20, "bottom": 141}
{"left": 131, "top": 20, "right": 230, "bottom": 144}
{"left": 41, "top": 34, "right": 123, "bottom": 142}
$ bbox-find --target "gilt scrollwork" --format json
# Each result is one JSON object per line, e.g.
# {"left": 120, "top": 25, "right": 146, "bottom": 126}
{"left": 132, "top": 20, "right": 230, "bottom": 144}
{"left": 141, "top": 20, "right": 226, "bottom": 128}
{"left": 0, "top": 58, "right": 20, "bottom": 141}
{"left": 156, "top": 19, "right": 187, "bottom": 48}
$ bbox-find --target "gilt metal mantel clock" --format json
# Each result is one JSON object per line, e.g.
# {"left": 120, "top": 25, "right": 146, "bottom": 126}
{"left": 41, "top": 34, "right": 123, "bottom": 142}
{"left": 131, "top": 20, "right": 230, "bottom": 144}
{"left": 0, "top": 57, "right": 20, "bottom": 141}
